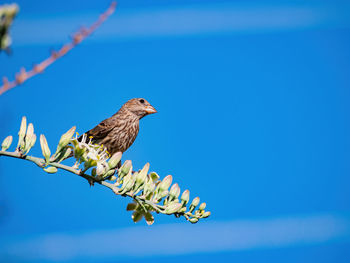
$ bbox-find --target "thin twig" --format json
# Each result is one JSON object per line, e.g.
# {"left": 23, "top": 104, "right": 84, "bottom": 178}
{"left": 0, "top": 1, "right": 117, "bottom": 96}
{"left": 0, "top": 150, "right": 45, "bottom": 167}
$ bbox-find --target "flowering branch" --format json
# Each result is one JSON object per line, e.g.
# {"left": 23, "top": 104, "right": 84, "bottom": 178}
{"left": 0, "top": 117, "right": 211, "bottom": 225}
{"left": 0, "top": 1, "right": 117, "bottom": 96}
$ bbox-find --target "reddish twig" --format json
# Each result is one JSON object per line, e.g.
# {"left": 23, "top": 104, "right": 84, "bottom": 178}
{"left": 0, "top": 1, "right": 117, "bottom": 96}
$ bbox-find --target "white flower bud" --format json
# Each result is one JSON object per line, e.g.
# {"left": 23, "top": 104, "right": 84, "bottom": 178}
{"left": 40, "top": 134, "right": 51, "bottom": 162}
{"left": 198, "top": 202, "right": 206, "bottom": 211}
{"left": 202, "top": 211, "right": 211, "bottom": 218}
{"left": 23, "top": 123, "right": 35, "bottom": 153}
{"left": 44, "top": 166, "right": 57, "bottom": 174}
{"left": 189, "top": 217, "right": 199, "bottom": 224}
{"left": 118, "top": 160, "right": 132, "bottom": 179}
{"left": 17, "top": 116, "right": 27, "bottom": 150}
{"left": 108, "top": 152, "right": 122, "bottom": 169}
{"left": 158, "top": 175, "right": 172, "bottom": 193}
{"left": 169, "top": 183, "right": 181, "bottom": 199}
{"left": 1, "top": 135, "right": 13, "bottom": 151}
{"left": 135, "top": 163, "right": 149, "bottom": 186}
{"left": 181, "top": 190, "right": 190, "bottom": 205}
{"left": 165, "top": 202, "right": 182, "bottom": 214}
{"left": 56, "top": 126, "right": 76, "bottom": 153}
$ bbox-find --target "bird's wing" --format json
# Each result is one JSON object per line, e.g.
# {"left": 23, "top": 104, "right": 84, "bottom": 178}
{"left": 84, "top": 118, "right": 115, "bottom": 141}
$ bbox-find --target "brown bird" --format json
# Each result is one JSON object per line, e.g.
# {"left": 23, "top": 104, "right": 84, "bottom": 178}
{"left": 82, "top": 98, "right": 157, "bottom": 155}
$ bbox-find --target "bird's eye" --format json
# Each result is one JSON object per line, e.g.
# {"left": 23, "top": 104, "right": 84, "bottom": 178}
{"left": 139, "top": 99, "right": 145, "bottom": 104}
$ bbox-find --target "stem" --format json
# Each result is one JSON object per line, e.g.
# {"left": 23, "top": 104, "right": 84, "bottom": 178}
{"left": 0, "top": 150, "right": 45, "bottom": 167}
{"left": 135, "top": 196, "right": 148, "bottom": 213}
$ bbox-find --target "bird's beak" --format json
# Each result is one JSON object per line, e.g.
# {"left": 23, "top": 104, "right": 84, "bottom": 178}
{"left": 145, "top": 105, "right": 157, "bottom": 114}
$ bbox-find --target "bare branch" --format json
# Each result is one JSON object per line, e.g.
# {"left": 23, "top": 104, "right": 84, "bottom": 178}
{"left": 0, "top": 1, "right": 117, "bottom": 96}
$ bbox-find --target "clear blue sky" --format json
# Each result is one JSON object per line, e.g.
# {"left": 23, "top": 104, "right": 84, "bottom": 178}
{"left": 1, "top": 0, "right": 350, "bottom": 262}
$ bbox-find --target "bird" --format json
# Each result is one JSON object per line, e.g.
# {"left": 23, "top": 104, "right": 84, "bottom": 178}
{"left": 81, "top": 98, "right": 157, "bottom": 156}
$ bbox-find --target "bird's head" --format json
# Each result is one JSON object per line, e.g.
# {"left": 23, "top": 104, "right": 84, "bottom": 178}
{"left": 122, "top": 98, "right": 157, "bottom": 119}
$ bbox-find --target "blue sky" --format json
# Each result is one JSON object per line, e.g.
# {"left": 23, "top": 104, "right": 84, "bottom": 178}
{"left": 1, "top": 0, "right": 350, "bottom": 262}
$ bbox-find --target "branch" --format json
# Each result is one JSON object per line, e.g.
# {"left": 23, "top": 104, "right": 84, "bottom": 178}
{"left": 0, "top": 117, "right": 211, "bottom": 225}
{"left": 0, "top": 1, "right": 117, "bottom": 96}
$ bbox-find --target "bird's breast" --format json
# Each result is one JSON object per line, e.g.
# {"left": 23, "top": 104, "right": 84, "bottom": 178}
{"left": 102, "top": 119, "right": 139, "bottom": 154}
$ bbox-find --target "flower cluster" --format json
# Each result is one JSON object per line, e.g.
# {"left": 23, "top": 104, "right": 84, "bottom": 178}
{"left": 0, "top": 3, "right": 19, "bottom": 52}
{"left": 0, "top": 116, "right": 211, "bottom": 225}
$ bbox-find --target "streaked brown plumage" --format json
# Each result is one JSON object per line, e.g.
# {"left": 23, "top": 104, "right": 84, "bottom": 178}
{"left": 83, "top": 98, "right": 157, "bottom": 155}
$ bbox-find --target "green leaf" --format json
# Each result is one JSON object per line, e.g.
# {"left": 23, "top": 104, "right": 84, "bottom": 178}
{"left": 126, "top": 202, "right": 137, "bottom": 211}
{"left": 144, "top": 212, "right": 154, "bottom": 225}
{"left": 149, "top": 171, "right": 160, "bottom": 182}
{"left": 132, "top": 211, "right": 143, "bottom": 223}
